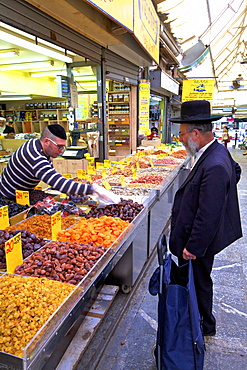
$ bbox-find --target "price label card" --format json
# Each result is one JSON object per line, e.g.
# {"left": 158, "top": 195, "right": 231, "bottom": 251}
{"left": 88, "top": 165, "right": 96, "bottom": 175}
{"left": 63, "top": 174, "right": 73, "bottom": 179}
{"left": 16, "top": 190, "right": 30, "bottom": 206}
{"left": 0, "top": 205, "right": 9, "bottom": 229}
{"left": 102, "top": 168, "right": 107, "bottom": 178}
{"left": 104, "top": 160, "right": 111, "bottom": 168}
{"left": 132, "top": 171, "right": 137, "bottom": 180}
{"left": 60, "top": 193, "right": 67, "bottom": 199}
{"left": 85, "top": 175, "right": 92, "bottom": 182}
{"left": 87, "top": 157, "right": 95, "bottom": 165}
{"left": 51, "top": 211, "right": 61, "bottom": 240}
{"left": 102, "top": 181, "right": 111, "bottom": 190}
{"left": 120, "top": 175, "right": 126, "bottom": 187}
{"left": 5, "top": 232, "right": 23, "bottom": 273}
{"left": 149, "top": 159, "right": 154, "bottom": 168}
{"left": 96, "top": 162, "right": 104, "bottom": 170}
{"left": 112, "top": 166, "right": 117, "bottom": 174}
{"left": 131, "top": 165, "right": 135, "bottom": 173}
{"left": 34, "top": 186, "right": 43, "bottom": 190}
{"left": 77, "top": 169, "right": 86, "bottom": 179}
{"left": 136, "top": 162, "right": 140, "bottom": 171}
{"left": 120, "top": 163, "right": 123, "bottom": 170}
{"left": 139, "top": 151, "right": 145, "bottom": 157}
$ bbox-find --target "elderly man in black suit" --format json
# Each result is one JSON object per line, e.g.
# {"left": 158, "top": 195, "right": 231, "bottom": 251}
{"left": 169, "top": 100, "right": 242, "bottom": 336}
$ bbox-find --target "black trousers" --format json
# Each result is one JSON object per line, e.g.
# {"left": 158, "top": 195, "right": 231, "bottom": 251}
{"left": 179, "top": 254, "right": 216, "bottom": 333}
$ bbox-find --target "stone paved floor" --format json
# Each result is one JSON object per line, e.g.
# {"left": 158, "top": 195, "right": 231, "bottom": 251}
{"left": 76, "top": 148, "right": 247, "bottom": 370}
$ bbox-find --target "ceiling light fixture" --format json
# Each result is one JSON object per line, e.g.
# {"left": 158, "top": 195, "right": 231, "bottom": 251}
{"left": 0, "top": 30, "right": 73, "bottom": 63}
{"left": 0, "top": 48, "right": 19, "bottom": 58}
{"left": 0, "top": 60, "right": 54, "bottom": 71}
{"left": 0, "top": 95, "right": 32, "bottom": 100}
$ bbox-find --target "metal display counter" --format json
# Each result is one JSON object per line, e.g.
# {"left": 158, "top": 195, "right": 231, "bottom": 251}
{"left": 0, "top": 158, "right": 190, "bottom": 369}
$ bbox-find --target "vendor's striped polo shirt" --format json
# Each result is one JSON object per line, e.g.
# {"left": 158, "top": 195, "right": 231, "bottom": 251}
{"left": 0, "top": 138, "right": 92, "bottom": 199}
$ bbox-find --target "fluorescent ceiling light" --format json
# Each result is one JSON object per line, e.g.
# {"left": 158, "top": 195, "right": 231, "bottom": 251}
{"left": 0, "top": 30, "right": 73, "bottom": 63}
{"left": 0, "top": 95, "right": 32, "bottom": 100}
{"left": 0, "top": 48, "right": 19, "bottom": 58}
{"left": 30, "top": 70, "right": 80, "bottom": 78}
{"left": 0, "top": 60, "right": 55, "bottom": 71}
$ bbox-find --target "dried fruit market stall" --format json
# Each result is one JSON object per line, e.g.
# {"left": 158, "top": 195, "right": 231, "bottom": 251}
{"left": 0, "top": 147, "right": 190, "bottom": 369}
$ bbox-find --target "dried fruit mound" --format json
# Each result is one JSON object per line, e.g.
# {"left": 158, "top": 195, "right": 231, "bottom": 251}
{"left": 0, "top": 274, "right": 75, "bottom": 357}
{"left": 7, "top": 214, "right": 77, "bottom": 239}
{"left": 57, "top": 216, "right": 129, "bottom": 248}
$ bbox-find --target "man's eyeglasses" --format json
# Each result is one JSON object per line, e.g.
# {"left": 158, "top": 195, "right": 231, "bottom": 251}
{"left": 179, "top": 131, "right": 190, "bottom": 138}
{"left": 47, "top": 138, "right": 66, "bottom": 151}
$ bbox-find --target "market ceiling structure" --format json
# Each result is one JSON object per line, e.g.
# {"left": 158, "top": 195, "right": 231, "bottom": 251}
{"left": 155, "top": 0, "right": 247, "bottom": 106}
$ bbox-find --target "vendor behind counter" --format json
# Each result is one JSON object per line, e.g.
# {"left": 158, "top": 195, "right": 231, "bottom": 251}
{"left": 0, "top": 117, "right": 15, "bottom": 137}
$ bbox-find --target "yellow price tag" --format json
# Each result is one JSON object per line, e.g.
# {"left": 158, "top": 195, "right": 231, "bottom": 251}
{"left": 102, "top": 181, "right": 111, "bottom": 190}
{"left": 77, "top": 169, "right": 86, "bottom": 179}
{"left": 5, "top": 232, "right": 23, "bottom": 273}
{"left": 63, "top": 174, "right": 73, "bottom": 179}
{"left": 136, "top": 162, "right": 140, "bottom": 171}
{"left": 120, "top": 175, "right": 126, "bottom": 186}
{"left": 120, "top": 163, "right": 123, "bottom": 170}
{"left": 131, "top": 165, "right": 135, "bottom": 173}
{"left": 132, "top": 171, "right": 137, "bottom": 180}
{"left": 157, "top": 153, "right": 167, "bottom": 159}
{"left": 51, "top": 211, "right": 62, "bottom": 240}
{"left": 112, "top": 166, "right": 117, "bottom": 174}
{"left": 102, "top": 168, "right": 107, "bottom": 178}
{"left": 104, "top": 160, "right": 111, "bottom": 168}
{"left": 139, "top": 151, "right": 145, "bottom": 157}
{"left": 0, "top": 205, "right": 9, "bottom": 229}
{"left": 15, "top": 190, "right": 30, "bottom": 206}
{"left": 149, "top": 159, "right": 154, "bottom": 168}
{"left": 85, "top": 175, "right": 92, "bottom": 182}
{"left": 96, "top": 162, "right": 104, "bottom": 170}
{"left": 88, "top": 165, "right": 96, "bottom": 175}
{"left": 34, "top": 186, "right": 43, "bottom": 190}
{"left": 60, "top": 193, "right": 67, "bottom": 199}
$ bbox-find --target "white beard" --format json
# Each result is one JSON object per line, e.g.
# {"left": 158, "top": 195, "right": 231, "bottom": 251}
{"left": 185, "top": 135, "right": 199, "bottom": 157}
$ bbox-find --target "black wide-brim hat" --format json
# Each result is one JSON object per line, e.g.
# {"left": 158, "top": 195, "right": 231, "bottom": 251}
{"left": 169, "top": 100, "right": 223, "bottom": 123}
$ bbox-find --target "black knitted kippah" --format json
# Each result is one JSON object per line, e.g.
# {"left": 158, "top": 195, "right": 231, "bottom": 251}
{"left": 47, "top": 124, "right": 66, "bottom": 140}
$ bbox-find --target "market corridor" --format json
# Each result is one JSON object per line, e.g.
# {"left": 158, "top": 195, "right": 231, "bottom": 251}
{"left": 57, "top": 149, "right": 247, "bottom": 370}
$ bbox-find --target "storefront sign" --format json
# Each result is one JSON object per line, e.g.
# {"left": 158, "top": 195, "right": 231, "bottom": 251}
{"left": 139, "top": 80, "right": 150, "bottom": 134}
{"left": 5, "top": 232, "right": 23, "bottom": 273}
{"left": 86, "top": 0, "right": 133, "bottom": 31}
{"left": 0, "top": 205, "right": 9, "bottom": 229}
{"left": 134, "top": 0, "right": 159, "bottom": 64}
{"left": 182, "top": 80, "right": 215, "bottom": 102}
{"left": 161, "top": 72, "right": 179, "bottom": 95}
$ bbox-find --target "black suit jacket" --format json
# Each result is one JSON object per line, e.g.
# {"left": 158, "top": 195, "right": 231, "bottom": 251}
{"left": 169, "top": 140, "right": 242, "bottom": 258}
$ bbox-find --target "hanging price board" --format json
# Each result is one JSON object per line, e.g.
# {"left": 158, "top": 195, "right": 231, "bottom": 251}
{"left": 102, "top": 181, "right": 111, "bottom": 190}
{"left": 63, "top": 174, "right": 73, "bottom": 179}
{"left": 88, "top": 165, "right": 96, "bottom": 175}
{"left": 102, "top": 168, "right": 106, "bottom": 178}
{"left": 104, "top": 160, "right": 111, "bottom": 168}
{"left": 5, "top": 232, "right": 23, "bottom": 273}
{"left": 77, "top": 169, "right": 86, "bottom": 179}
{"left": 0, "top": 205, "right": 9, "bottom": 229}
{"left": 96, "top": 162, "right": 104, "bottom": 170}
{"left": 51, "top": 211, "right": 61, "bottom": 240}
{"left": 15, "top": 190, "right": 30, "bottom": 206}
{"left": 120, "top": 175, "right": 126, "bottom": 187}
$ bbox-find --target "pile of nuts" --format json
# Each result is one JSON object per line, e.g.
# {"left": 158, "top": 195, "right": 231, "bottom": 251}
{"left": 81, "top": 199, "right": 144, "bottom": 221}
{"left": 15, "top": 241, "right": 106, "bottom": 285}
{"left": 0, "top": 229, "right": 46, "bottom": 269}
{"left": 153, "top": 158, "right": 181, "bottom": 165}
{"left": 0, "top": 274, "right": 75, "bottom": 357}
{"left": 7, "top": 214, "right": 78, "bottom": 239}
{"left": 130, "top": 175, "right": 164, "bottom": 185}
